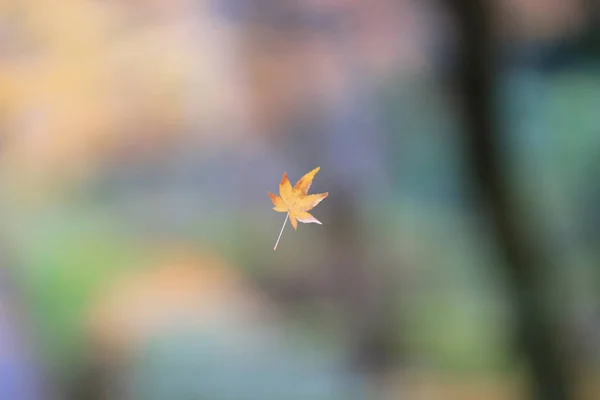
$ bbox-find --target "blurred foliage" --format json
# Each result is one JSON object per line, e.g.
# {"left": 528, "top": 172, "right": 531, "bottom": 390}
{"left": 0, "top": 0, "right": 598, "bottom": 398}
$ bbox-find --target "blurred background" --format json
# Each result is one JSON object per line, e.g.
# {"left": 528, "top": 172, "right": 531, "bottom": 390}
{"left": 0, "top": 0, "right": 598, "bottom": 399}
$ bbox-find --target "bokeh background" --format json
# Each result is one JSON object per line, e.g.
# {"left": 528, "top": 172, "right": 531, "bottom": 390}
{"left": 0, "top": 0, "right": 598, "bottom": 399}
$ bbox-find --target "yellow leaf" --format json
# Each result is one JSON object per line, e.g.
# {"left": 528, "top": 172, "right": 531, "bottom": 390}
{"left": 267, "top": 167, "right": 328, "bottom": 250}
{"left": 293, "top": 166, "right": 320, "bottom": 196}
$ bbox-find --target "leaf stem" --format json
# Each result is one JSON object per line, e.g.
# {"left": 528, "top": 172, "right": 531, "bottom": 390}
{"left": 273, "top": 213, "right": 289, "bottom": 250}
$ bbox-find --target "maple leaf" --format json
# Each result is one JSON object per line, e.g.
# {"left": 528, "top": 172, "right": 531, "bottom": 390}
{"left": 268, "top": 167, "right": 328, "bottom": 250}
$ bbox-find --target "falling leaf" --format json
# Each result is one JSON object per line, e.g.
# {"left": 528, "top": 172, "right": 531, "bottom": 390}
{"left": 268, "top": 167, "right": 328, "bottom": 250}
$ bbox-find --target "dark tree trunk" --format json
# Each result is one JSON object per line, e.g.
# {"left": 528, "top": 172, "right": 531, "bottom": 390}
{"left": 444, "top": 0, "right": 574, "bottom": 399}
